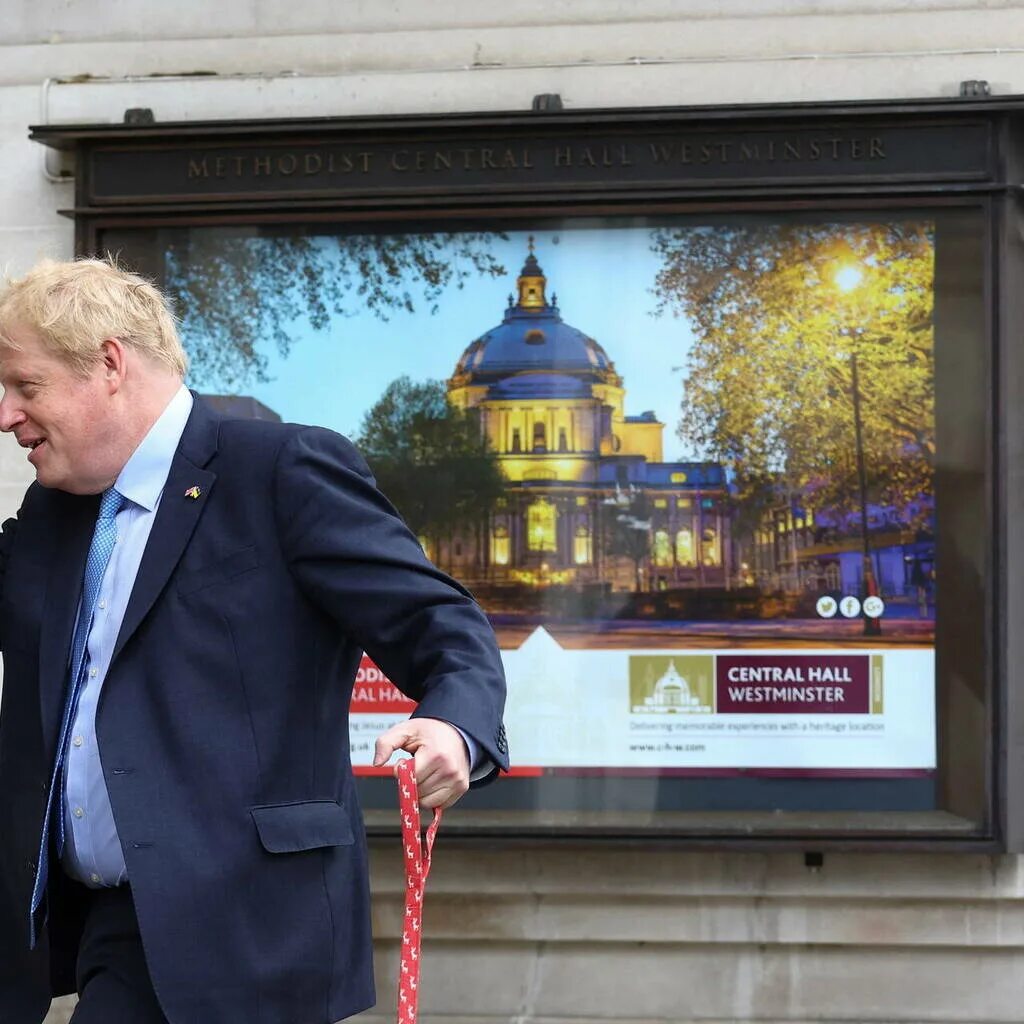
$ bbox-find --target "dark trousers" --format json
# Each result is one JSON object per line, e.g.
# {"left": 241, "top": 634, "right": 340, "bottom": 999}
{"left": 67, "top": 883, "right": 168, "bottom": 1024}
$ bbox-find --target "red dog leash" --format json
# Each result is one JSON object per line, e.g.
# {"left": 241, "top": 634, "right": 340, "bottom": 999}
{"left": 395, "top": 758, "right": 442, "bottom": 1024}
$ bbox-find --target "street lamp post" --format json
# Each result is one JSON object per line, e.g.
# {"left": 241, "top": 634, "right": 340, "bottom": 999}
{"left": 835, "top": 261, "right": 881, "bottom": 637}
{"left": 849, "top": 350, "right": 882, "bottom": 636}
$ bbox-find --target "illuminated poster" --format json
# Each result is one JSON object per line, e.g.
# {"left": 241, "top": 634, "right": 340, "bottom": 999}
{"left": 168, "top": 218, "right": 936, "bottom": 778}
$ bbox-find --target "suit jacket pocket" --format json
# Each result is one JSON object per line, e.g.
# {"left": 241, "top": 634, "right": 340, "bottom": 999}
{"left": 250, "top": 799, "right": 355, "bottom": 853}
{"left": 176, "top": 545, "right": 259, "bottom": 596}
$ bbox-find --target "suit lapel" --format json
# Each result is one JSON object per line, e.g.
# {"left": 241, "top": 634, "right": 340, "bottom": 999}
{"left": 111, "top": 396, "right": 220, "bottom": 664}
{"left": 38, "top": 492, "right": 98, "bottom": 764}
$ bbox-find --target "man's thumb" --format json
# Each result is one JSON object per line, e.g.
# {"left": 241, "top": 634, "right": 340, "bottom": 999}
{"left": 373, "top": 726, "right": 407, "bottom": 767}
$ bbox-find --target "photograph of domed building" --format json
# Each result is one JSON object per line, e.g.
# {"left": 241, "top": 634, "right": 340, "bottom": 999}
{"left": 440, "top": 240, "right": 733, "bottom": 593}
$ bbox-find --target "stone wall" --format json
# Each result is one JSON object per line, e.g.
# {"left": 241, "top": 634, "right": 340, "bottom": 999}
{"left": 1, "top": 3, "right": 1021, "bottom": 1022}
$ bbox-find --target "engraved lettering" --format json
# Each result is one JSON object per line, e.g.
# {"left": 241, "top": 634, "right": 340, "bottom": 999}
{"left": 304, "top": 153, "right": 323, "bottom": 175}
{"left": 870, "top": 137, "right": 886, "bottom": 158}
{"left": 809, "top": 140, "right": 822, "bottom": 160}
{"left": 680, "top": 143, "right": 692, "bottom": 164}
{"left": 391, "top": 150, "right": 410, "bottom": 171}
{"left": 415, "top": 151, "right": 428, "bottom": 172}
{"left": 783, "top": 141, "right": 800, "bottom": 160}
{"left": 459, "top": 148, "right": 475, "bottom": 170}
{"left": 740, "top": 143, "right": 758, "bottom": 162}
{"left": 767, "top": 140, "right": 776, "bottom": 161}
{"left": 555, "top": 145, "right": 572, "bottom": 167}
{"left": 649, "top": 143, "right": 673, "bottom": 163}
{"left": 253, "top": 155, "right": 271, "bottom": 176}
{"left": 850, "top": 138, "right": 864, "bottom": 159}
{"left": 522, "top": 147, "right": 534, "bottom": 169}
{"left": 278, "top": 154, "right": 298, "bottom": 175}
{"left": 501, "top": 148, "right": 518, "bottom": 169}
{"left": 618, "top": 144, "right": 633, "bottom": 166}
{"left": 434, "top": 151, "right": 452, "bottom": 171}
{"left": 829, "top": 138, "right": 842, "bottom": 159}
{"left": 579, "top": 146, "right": 597, "bottom": 168}
{"left": 357, "top": 152, "right": 373, "bottom": 172}
{"left": 233, "top": 156, "right": 245, "bottom": 176}
{"left": 188, "top": 158, "right": 209, "bottom": 179}
{"left": 481, "top": 148, "right": 498, "bottom": 170}
{"left": 700, "top": 144, "right": 714, "bottom": 164}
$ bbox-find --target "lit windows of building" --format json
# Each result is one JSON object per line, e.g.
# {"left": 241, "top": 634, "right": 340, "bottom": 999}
{"left": 528, "top": 499, "right": 558, "bottom": 552}
{"left": 676, "top": 527, "right": 695, "bottom": 566}
{"left": 654, "top": 529, "right": 673, "bottom": 567}
{"left": 533, "top": 421, "right": 547, "bottom": 452}
{"left": 492, "top": 525, "right": 510, "bottom": 566}
{"left": 702, "top": 527, "right": 721, "bottom": 566}
{"left": 574, "top": 525, "right": 592, "bottom": 565}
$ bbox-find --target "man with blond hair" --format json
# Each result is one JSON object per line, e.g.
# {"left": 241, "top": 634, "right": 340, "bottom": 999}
{"left": 0, "top": 258, "right": 508, "bottom": 1023}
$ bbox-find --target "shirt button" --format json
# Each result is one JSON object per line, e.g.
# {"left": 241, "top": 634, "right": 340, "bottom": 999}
{"left": 73, "top": 807, "right": 84, "bottom": 818}
{"left": 98, "top": 600, "right": 106, "bottom": 610}
{"left": 90, "top": 873, "right": 101, "bottom": 884}
{"left": 89, "top": 668, "right": 98, "bottom": 678}
{"left": 72, "top": 736, "right": 83, "bottom": 747}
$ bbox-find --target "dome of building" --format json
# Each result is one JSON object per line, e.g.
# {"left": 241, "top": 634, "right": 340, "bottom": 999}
{"left": 451, "top": 239, "right": 618, "bottom": 385}
{"left": 489, "top": 373, "right": 593, "bottom": 400}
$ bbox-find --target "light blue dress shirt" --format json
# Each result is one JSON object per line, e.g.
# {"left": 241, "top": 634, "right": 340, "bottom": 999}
{"left": 62, "top": 386, "right": 194, "bottom": 886}
{"left": 62, "top": 387, "right": 483, "bottom": 888}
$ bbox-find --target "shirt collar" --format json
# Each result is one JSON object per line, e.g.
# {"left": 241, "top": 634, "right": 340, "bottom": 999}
{"left": 114, "top": 385, "right": 194, "bottom": 513}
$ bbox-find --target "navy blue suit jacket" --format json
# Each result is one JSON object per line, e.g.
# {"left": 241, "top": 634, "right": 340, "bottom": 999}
{"left": 0, "top": 396, "right": 508, "bottom": 1023}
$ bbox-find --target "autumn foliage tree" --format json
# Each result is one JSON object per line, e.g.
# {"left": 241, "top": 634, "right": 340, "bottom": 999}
{"left": 650, "top": 221, "right": 935, "bottom": 528}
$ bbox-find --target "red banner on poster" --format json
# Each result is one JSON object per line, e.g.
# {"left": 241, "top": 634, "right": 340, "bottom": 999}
{"left": 350, "top": 655, "right": 417, "bottom": 713}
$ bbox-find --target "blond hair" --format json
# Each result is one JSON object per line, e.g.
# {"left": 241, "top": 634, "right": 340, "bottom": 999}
{"left": 0, "top": 257, "right": 188, "bottom": 377}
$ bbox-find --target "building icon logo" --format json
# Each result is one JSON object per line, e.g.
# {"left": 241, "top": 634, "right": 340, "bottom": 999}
{"left": 630, "top": 655, "right": 715, "bottom": 714}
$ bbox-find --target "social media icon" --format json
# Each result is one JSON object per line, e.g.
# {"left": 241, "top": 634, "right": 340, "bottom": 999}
{"left": 816, "top": 595, "right": 838, "bottom": 618}
{"left": 839, "top": 596, "right": 862, "bottom": 618}
{"left": 863, "top": 595, "right": 885, "bottom": 618}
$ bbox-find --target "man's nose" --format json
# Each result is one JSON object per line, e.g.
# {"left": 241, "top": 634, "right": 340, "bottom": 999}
{"left": 0, "top": 394, "right": 25, "bottom": 432}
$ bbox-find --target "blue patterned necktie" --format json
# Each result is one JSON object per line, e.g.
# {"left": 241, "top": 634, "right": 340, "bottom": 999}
{"left": 29, "top": 486, "right": 125, "bottom": 944}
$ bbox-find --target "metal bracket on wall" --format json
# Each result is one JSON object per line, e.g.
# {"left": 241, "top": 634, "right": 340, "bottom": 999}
{"left": 123, "top": 107, "right": 155, "bottom": 125}
{"left": 531, "top": 93, "right": 563, "bottom": 112}
{"left": 960, "top": 80, "right": 992, "bottom": 97}
{"left": 804, "top": 851, "right": 825, "bottom": 872}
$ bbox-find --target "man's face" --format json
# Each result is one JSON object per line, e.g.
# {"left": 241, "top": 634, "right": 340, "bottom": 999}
{"left": 0, "top": 323, "right": 120, "bottom": 494}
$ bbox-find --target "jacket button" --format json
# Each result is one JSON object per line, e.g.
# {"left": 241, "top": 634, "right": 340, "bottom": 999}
{"left": 26, "top": 859, "right": 36, "bottom": 874}
{"left": 39, "top": 780, "right": 47, "bottom": 794}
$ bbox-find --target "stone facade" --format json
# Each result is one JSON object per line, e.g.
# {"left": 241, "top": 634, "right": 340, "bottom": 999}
{"left": 2, "top": 3, "right": 1023, "bottom": 1022}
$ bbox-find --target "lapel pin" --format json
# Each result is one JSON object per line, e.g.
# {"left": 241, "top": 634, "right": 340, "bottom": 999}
{"left": 184, "top": 485, "right": 202, "bottom": 499}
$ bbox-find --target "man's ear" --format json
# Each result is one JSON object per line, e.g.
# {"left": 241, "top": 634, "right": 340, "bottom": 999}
{"left": 98, "top": 337, "right": 128, "bottom": 392}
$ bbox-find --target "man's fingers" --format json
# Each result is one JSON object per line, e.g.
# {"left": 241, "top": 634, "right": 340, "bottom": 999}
{"left": 373, "top": 718, "right": 471, "bottom": 809}
{"left": 373, "top": 725, "right": 414, "bottom": 767}
{"left": 414, "top": 742, "right": 470, "bottom": 810}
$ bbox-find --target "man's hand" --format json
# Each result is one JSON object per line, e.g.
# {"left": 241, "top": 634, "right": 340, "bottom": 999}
{"left": 373, "top": 718, "right": 470, "bottom": 810}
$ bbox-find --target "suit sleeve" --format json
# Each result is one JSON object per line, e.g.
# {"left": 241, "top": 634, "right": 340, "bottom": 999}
{"left": 0, "top": 512, "right": 19, "bottom": 653}
{"left": 272, "top": 426, "right": 509, "bottom": 776}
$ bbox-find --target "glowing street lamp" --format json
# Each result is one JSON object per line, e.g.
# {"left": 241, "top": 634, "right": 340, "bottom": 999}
{"left": 834, "top": 263, "right": 864, "bottom": 293}
{"left": 833, "top": 260, "right": 881, "bottom": 637}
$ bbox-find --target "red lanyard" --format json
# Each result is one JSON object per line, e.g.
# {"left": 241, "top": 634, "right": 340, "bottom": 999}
{"left": 395, "top": 758, "right": 442, "bottom": 1024}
